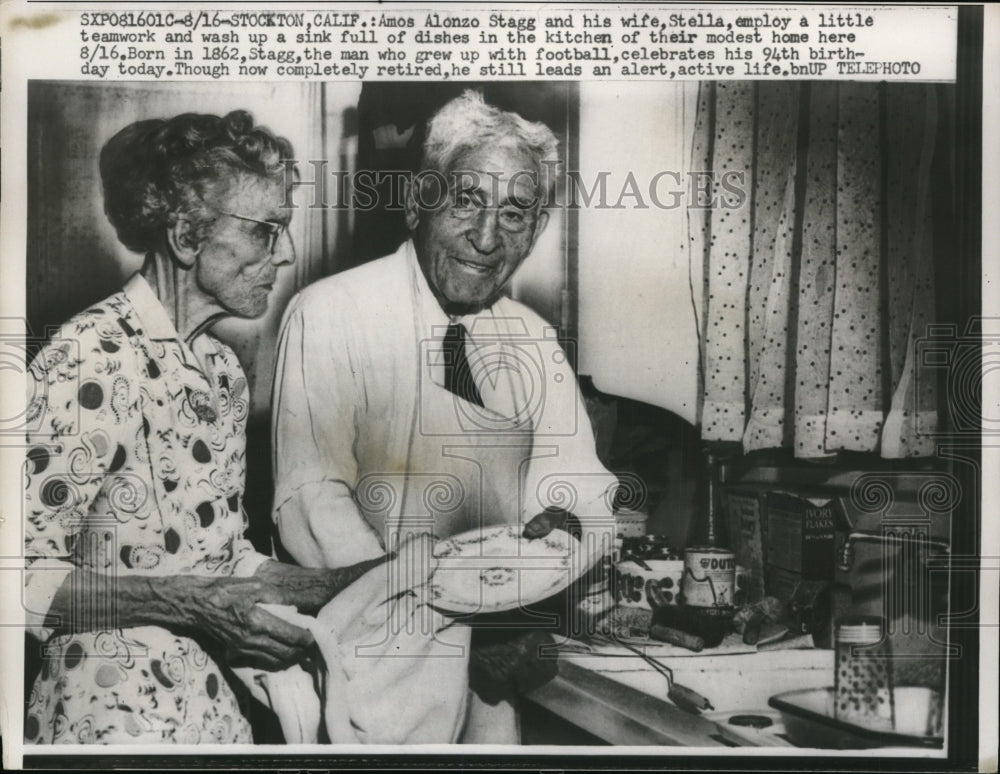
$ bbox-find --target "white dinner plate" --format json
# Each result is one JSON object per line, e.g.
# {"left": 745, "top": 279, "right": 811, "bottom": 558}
{"left": 427, "top": 524, "right": 589, "bottom": 615}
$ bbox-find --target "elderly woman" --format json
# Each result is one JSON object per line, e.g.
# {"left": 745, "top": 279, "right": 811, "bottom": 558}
{"left": 23, "top": 111, "right": 385, "bottom": 744}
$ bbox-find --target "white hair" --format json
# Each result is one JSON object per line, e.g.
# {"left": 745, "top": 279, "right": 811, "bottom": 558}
{"left": 422, "top": 90, "right": 560, "bottom": 199}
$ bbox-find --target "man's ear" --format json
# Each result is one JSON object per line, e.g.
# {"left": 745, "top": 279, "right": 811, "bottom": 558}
{"left": 166, "top": 217, "right": 201, "bottom": 268}
{"left": 527, "top": 209, "right": 549, "bottom": 252}
{"left": 403, "top": 178, "right": 421, "bottom": 232}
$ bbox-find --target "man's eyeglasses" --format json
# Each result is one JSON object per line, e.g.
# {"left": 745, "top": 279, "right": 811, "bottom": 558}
{"left": 447, "top": 191, "right": 538, "bottom": 234}
{"left": 218, "top": 210, "right": 290, "bottom": 254}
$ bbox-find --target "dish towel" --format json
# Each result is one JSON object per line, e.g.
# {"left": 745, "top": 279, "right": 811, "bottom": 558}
{"left": 235, "top": 537, "right": 472, "bottom": 744}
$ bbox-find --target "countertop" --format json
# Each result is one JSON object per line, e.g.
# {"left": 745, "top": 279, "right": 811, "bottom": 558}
{"left": 522, "top": 639, "right": 834, "bottom": 746}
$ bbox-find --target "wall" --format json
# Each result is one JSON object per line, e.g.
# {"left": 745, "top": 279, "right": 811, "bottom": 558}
{"left": 576, "top": 81, "right": 702, "bottom": 426}
{"left": 31, "top": 81, "right": 690, "bottom": 425}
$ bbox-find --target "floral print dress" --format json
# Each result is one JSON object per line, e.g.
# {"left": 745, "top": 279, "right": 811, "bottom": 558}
{"left": 23, "top": 273, "right": 268, "bottom": 744}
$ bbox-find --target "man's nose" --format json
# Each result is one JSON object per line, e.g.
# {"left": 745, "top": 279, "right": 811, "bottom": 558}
{"left": 467, "top": 208, "right": 500, "bottom": 254}
{"left": 271, "top": 228, "right": 296, "bottom": 267}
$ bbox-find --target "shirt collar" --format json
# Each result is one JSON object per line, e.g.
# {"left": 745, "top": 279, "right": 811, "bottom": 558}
{"left": 405, "top": 240, "right": 451, "bottom": 333}
{"left": 121, "top": 272, "right": 183, "bottom": 341}
{"left": 404, "top": 239, "right": 496, "bottom": 339}
{"left": 404, "top": 239, "right": 526, "bottom": 420}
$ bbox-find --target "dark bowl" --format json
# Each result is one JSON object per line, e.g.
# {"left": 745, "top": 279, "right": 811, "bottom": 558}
{"left": 768, "top": 687, "right": 944, "bottom": 749}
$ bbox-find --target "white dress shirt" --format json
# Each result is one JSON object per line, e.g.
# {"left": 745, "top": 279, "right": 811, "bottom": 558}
{"left": 271, "top": 239, "right": 617, "bottom": 568}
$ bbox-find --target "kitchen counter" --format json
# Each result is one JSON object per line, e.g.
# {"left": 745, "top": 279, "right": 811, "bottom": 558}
{"left": 522, "top": 642, "right": 834, "bottom": 746}
{"left": 523, "top": 659, "right": 752, "bottom": 746}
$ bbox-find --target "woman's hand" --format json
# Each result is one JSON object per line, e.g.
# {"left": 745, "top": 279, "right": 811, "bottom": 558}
{"left": 149, "top": 575, "right": 315, "bottom": 670}
{"left": 45, "top": 555, "right": 395, "bottom": 671}
{"left": 46, "top": 570, "right": 315, "bottom": 671}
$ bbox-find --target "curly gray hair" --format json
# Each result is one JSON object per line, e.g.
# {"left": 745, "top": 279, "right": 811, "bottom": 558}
{"left": 421, "top": 90, "right": 560, "bottom": 201}
{"left": 99, "top": 110, "right": 293, "bottom": 254}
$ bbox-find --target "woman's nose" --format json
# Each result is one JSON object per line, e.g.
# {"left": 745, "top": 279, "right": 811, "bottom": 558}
{"left": 467, "top": 208, "right": 500, "bottom": 254}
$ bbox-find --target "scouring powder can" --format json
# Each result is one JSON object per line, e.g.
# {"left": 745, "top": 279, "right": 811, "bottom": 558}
{"left": 682, "top": 546, "right": 737, "bottom": 611}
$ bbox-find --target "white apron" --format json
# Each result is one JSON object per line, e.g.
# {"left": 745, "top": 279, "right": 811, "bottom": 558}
{"left": 374, "top": 320, "right": 536, "bottom": 744}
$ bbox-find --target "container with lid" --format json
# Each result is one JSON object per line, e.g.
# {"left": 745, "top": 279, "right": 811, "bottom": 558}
{"left": 834, "top": 616, "right": 894, "bottom": 731}
{"left": 614, "top": 507, "right": 648, "bottom": 539}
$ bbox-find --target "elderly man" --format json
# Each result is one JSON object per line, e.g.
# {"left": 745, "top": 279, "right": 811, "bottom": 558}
{"left": 271, "top": 91, "right": 616, "bottom": 742}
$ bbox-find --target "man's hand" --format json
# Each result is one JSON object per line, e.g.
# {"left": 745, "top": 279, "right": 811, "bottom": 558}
{"left": 151, "top": 575, "right": 316, "bottom": 671}
{"left": 468, "top": 629, "right": 558, "bottom": 704}
{"left": 522, "top": 506, "right": 581, "bottom": 540}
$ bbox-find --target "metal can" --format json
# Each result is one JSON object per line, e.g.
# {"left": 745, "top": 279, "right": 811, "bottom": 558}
{"left": 613, "top": 559, "right": 685, "bottom": 610}
{"left": 682, "top": 546, "right": 736, "bottom": 610}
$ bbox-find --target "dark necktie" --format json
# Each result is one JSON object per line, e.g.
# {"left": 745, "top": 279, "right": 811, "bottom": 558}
{"left": 442, "top": 322, "right": 484, "bottom": 407}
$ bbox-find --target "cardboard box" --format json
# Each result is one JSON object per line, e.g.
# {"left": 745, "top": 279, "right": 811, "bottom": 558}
{"left": 724, "top": 489, "right": 766, "bottom": 604}
{"left": 764, "top": 491, "right": 840, "bottom": 602}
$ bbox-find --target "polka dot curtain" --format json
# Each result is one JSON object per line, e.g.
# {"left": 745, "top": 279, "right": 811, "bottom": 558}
{"left": 689, "top": 82, "right": 944, "bottom": 458}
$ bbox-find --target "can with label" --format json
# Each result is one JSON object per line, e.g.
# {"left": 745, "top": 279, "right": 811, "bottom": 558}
{"left": 682, "top": 546, "right": 737, "bottom": 611}
{"left": 681, "top": 546, "right": 737, "bottom": 645}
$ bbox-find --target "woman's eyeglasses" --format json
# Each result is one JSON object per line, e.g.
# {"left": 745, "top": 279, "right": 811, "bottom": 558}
{"left": 218, "top": 210, "right": 290, "bottom": 254}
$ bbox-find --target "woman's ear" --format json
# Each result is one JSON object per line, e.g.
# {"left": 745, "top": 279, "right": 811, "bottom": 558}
{"left": 166, "top": 217, "right": 201, "bottom": 268}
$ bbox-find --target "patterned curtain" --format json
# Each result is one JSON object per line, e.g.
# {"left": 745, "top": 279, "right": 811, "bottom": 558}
{"left": 688, "top": 82, "right": 950, "bottom": 458}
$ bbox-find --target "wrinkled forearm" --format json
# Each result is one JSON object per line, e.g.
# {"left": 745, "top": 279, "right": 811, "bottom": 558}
{"left": 45, "top": 570, "right": 199, "bottom": 635}
{"left": 253, "top": 556, "right": 390, "bottom": 614}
